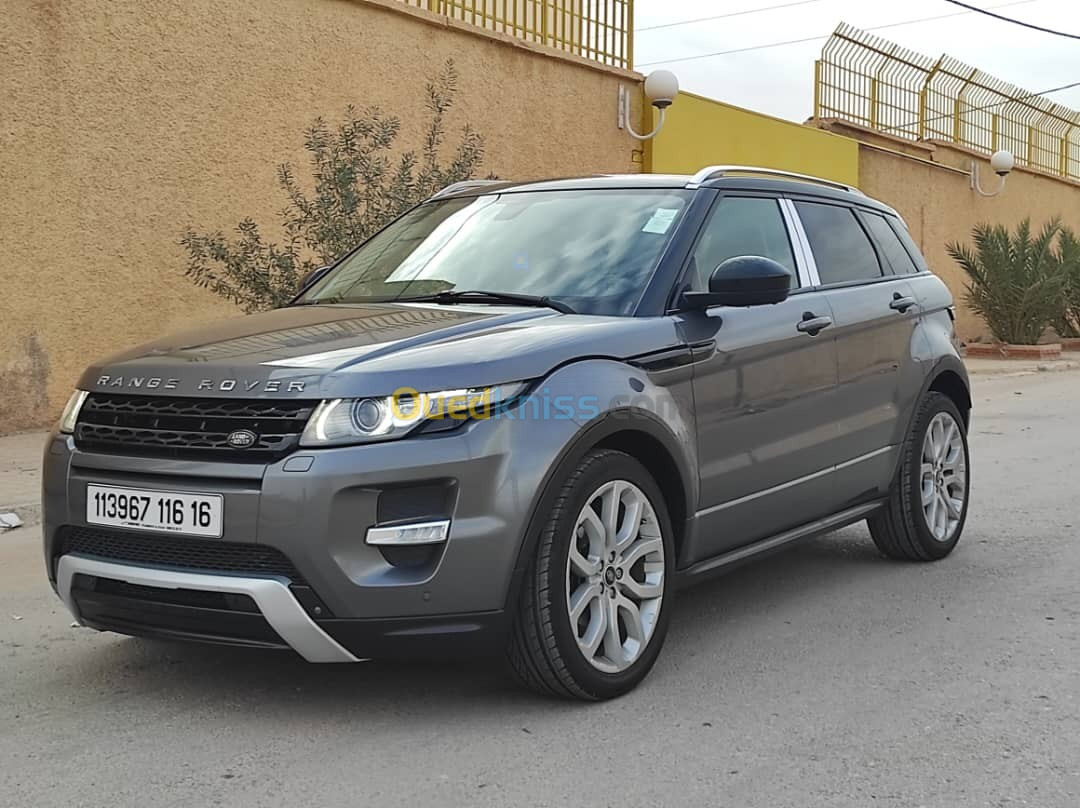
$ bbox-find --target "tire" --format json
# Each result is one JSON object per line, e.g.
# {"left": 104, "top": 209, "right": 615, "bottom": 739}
{"left": 506, "top": 449, "right": 675, "bottom": 700}
{"left": 868, "top": 391, "right": 970, "bottom": 561}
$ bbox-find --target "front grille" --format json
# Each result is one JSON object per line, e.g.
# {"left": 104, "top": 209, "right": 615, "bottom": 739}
{"left": 56, "top": 526, "right": 307, "bottom": 585}
{"left": 75, "top": 393, "right": 316, "bottom": 461}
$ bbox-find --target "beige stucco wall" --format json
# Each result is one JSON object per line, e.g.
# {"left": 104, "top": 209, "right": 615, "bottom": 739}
{"left": 814, "top": 120, "right": 1080, "bottom": 342}
{"left": 0, "top": 0, "right": 643, "bottom": 433}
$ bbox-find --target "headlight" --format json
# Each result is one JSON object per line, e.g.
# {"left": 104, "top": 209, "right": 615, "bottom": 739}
{"left": 299, "top": 383, "right": 528, "bottom": 447}
{"left": 59, "top": 390, "right": 88, "bottom": 434}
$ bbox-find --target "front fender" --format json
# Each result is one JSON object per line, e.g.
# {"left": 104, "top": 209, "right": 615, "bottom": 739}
{"left": 499, "top": 357, "right": 698, "bottom": 609}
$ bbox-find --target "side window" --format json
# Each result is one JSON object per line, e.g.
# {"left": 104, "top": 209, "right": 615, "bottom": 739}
{"left": 863, "top": 212, "right": 919, "bottom": 275}
{"left": 795, "top": 201, "right": 882, "bottom": 285}
{"left": 690, "top": 197, "right": 798, "bottom": 288}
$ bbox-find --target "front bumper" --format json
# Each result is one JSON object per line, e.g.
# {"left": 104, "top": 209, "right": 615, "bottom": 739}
{"left": 43, "top": 410, "right": 579, "bottom": 661}
{"left": 58, "top": 554, "right": 359, "bottom": 661}
{"left": 57, "top": 553, "right": 508, "bottom": 660}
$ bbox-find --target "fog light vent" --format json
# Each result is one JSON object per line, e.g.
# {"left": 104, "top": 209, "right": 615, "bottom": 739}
{"left": 365, "top": 520, "right": 450, "bottom": 546}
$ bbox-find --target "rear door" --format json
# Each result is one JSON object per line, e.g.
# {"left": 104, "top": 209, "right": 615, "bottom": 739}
{"left": 675, "top": 194, "right": 842, "bottom": 563}
{"left": 790, "top": 199, "right": 924, "bottom": 505}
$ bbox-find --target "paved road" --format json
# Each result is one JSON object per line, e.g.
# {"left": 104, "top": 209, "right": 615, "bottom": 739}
{"left": 3, "top": 371, "right": 1079, "bottom": 807}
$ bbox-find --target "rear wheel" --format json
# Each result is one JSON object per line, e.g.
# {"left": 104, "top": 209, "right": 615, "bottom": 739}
{"left": 869, "top": 392, "right": 970, "bottom": 561}
{"left": 506, "top": 449, "right": 674, "bottom": 700}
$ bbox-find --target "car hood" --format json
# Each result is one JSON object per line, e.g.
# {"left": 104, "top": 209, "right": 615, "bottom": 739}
{"left": 79, "top": 303, "right": 682, "bottom": 399}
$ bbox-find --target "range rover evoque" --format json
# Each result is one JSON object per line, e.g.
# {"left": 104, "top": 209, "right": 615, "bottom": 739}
{"left": 44, "top": 166, "right": 972, "bottom": 700}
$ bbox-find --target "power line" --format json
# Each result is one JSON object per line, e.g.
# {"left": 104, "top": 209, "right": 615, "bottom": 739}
{"left": 944, "top": 80, "right": 1080, "bottom": 116}
{"left": 893, "top": 80, "right": 1080, "bottom": 132}
{"left": 942, "top": 0, "right": 1080, "bottom": 39}
{"left": 637, "top": 0, "right": 827, "bottom": 33}
{"left": 636, "top": 0, "right": 1036, "bottom": 68}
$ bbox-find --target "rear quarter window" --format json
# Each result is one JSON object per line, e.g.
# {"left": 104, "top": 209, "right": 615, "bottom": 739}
{"left": 862, "top": 212, "right": 920, "bottom": 275}
{"left": 885, "top": 216, "right": 930, "bottom": 272}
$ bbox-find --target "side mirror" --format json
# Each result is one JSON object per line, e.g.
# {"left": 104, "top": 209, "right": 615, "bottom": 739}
{"left": 299, "top": 265, "right": 332, "bottom": 293}
{"left": 682, "top": 256, "right": 792, "bottom": 309}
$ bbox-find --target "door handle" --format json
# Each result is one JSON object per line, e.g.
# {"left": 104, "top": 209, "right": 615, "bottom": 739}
{"left": 890, "top": 293, "right": 918, "bottom": 313}
{"left": 797, "top": 313, "right": 833, "bottom": 336}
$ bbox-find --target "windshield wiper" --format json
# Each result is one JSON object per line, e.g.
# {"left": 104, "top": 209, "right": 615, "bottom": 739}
{"left": 395, "top": 290, "right": 576, "bottom": 314}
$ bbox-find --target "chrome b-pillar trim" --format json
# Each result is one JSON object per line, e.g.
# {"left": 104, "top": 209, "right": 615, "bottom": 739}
{"left": 56, "top": 554, "right": 361, "bottom": 663}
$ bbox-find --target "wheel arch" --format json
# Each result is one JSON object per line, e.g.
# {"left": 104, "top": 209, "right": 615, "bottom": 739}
{"left": 890, "top": 355, "right": 971, "bottom": 483}
{"left": 927, "top": 367, "right": 972, "bottom": 425}
{"left": 593, "top": 427, "right": 689, "bottom": 554}
{"left": 503, "top": 408, "right": 695, "bottom": 612}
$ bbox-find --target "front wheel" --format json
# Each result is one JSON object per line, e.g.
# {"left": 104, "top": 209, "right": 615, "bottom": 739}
{"left": 869, "top": 392, "right": 970, "bottom": 561}
{"left": 506, "top": 449, "right": 675, "bottom": 700}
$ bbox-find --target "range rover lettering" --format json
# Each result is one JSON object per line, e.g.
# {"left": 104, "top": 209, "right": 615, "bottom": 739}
{"left": 44, "top": 166, "right": 971, "bottom": 700}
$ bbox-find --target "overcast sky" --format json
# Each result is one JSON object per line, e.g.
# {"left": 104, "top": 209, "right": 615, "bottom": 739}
{"left": 632, "top": 0, "right": 1080, "bottom": 122}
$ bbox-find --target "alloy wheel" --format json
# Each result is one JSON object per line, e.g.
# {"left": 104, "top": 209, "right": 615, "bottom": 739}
{"left": 920, "top": 411, "right": 967, "bottom": 542}
{"left": 565, "top": 480, "right": 665, "bottom": 673}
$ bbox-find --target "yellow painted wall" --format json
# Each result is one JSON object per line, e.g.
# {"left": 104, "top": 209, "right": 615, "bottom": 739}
{"left": 646, "top": 92, "right": 860, "bottom": 187}
{"left": 0, "top": 0, "right": 645, "bottom": 434}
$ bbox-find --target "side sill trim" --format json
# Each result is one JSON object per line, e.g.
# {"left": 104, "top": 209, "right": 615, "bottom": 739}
{"left": 679, "top": 500, "right": 884, "bottom": 583}
{"left": 697, "top": 445, "right": 894, "bottom": 518}
{"left": 56, "top": 554, "right": 361, "bottom": 663}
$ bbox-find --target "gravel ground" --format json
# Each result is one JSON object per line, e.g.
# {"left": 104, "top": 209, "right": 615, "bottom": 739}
{"left": 2, "top": 370, "right": 1078, "bottom": 807}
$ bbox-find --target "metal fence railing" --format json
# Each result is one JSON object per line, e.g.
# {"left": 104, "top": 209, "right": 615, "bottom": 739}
{"left": 400, "top": 0, "right": 633, "bottom": 70}
{"left": 815, "top": 24, "right": 1080, "bottom": 183}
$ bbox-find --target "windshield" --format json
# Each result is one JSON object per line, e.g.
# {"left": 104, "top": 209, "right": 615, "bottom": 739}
{"left": 298, "top": 189, "right": 693, "bottom": 316}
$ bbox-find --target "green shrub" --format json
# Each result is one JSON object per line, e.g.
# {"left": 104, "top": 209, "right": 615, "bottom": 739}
{"left": 946, "top": 219, "right": 1069, "bottom": 345}
{"left": 181, "top": 59, "right": 486, "bottom": 312}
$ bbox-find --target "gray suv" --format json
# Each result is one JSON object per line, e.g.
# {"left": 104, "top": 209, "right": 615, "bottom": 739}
{"left": 44, "top": 166, "right": 971, "bottom": 700}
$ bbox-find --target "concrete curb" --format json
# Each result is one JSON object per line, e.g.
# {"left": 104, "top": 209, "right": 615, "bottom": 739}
{"left": 967, "top": 359, "right": 1079, "bottom": 378}
{"left": 964, "top": 343, "right": 1063, "bottom": 361}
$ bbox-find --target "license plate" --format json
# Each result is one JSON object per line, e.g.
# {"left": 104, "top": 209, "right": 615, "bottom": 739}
{"left": 86, "top": 484, "right": 224, "bottom": 538}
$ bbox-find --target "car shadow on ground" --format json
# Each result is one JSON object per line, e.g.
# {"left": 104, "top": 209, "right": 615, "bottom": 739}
{"left": 53, "top": 525, "right": 894, "bottom": 716}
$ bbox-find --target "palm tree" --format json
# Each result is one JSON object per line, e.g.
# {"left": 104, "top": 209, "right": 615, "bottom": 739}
{"left": 946, "top": 219, "right": 1068, "bottom": 346}
{"left": 1053, "top": 226, "right": 1080, "bottom": 339}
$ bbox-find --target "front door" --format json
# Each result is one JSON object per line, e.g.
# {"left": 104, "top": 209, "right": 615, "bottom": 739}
{"left": 676, "top": 195, "right": 841, "bottom": 564}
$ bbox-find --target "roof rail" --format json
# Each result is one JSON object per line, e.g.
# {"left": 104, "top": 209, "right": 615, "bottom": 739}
{"left": 687, "top": 165, "right": 863, "bottom": 195}
{"left": 428, "top": 179, "right": 504, "bottom": 201}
